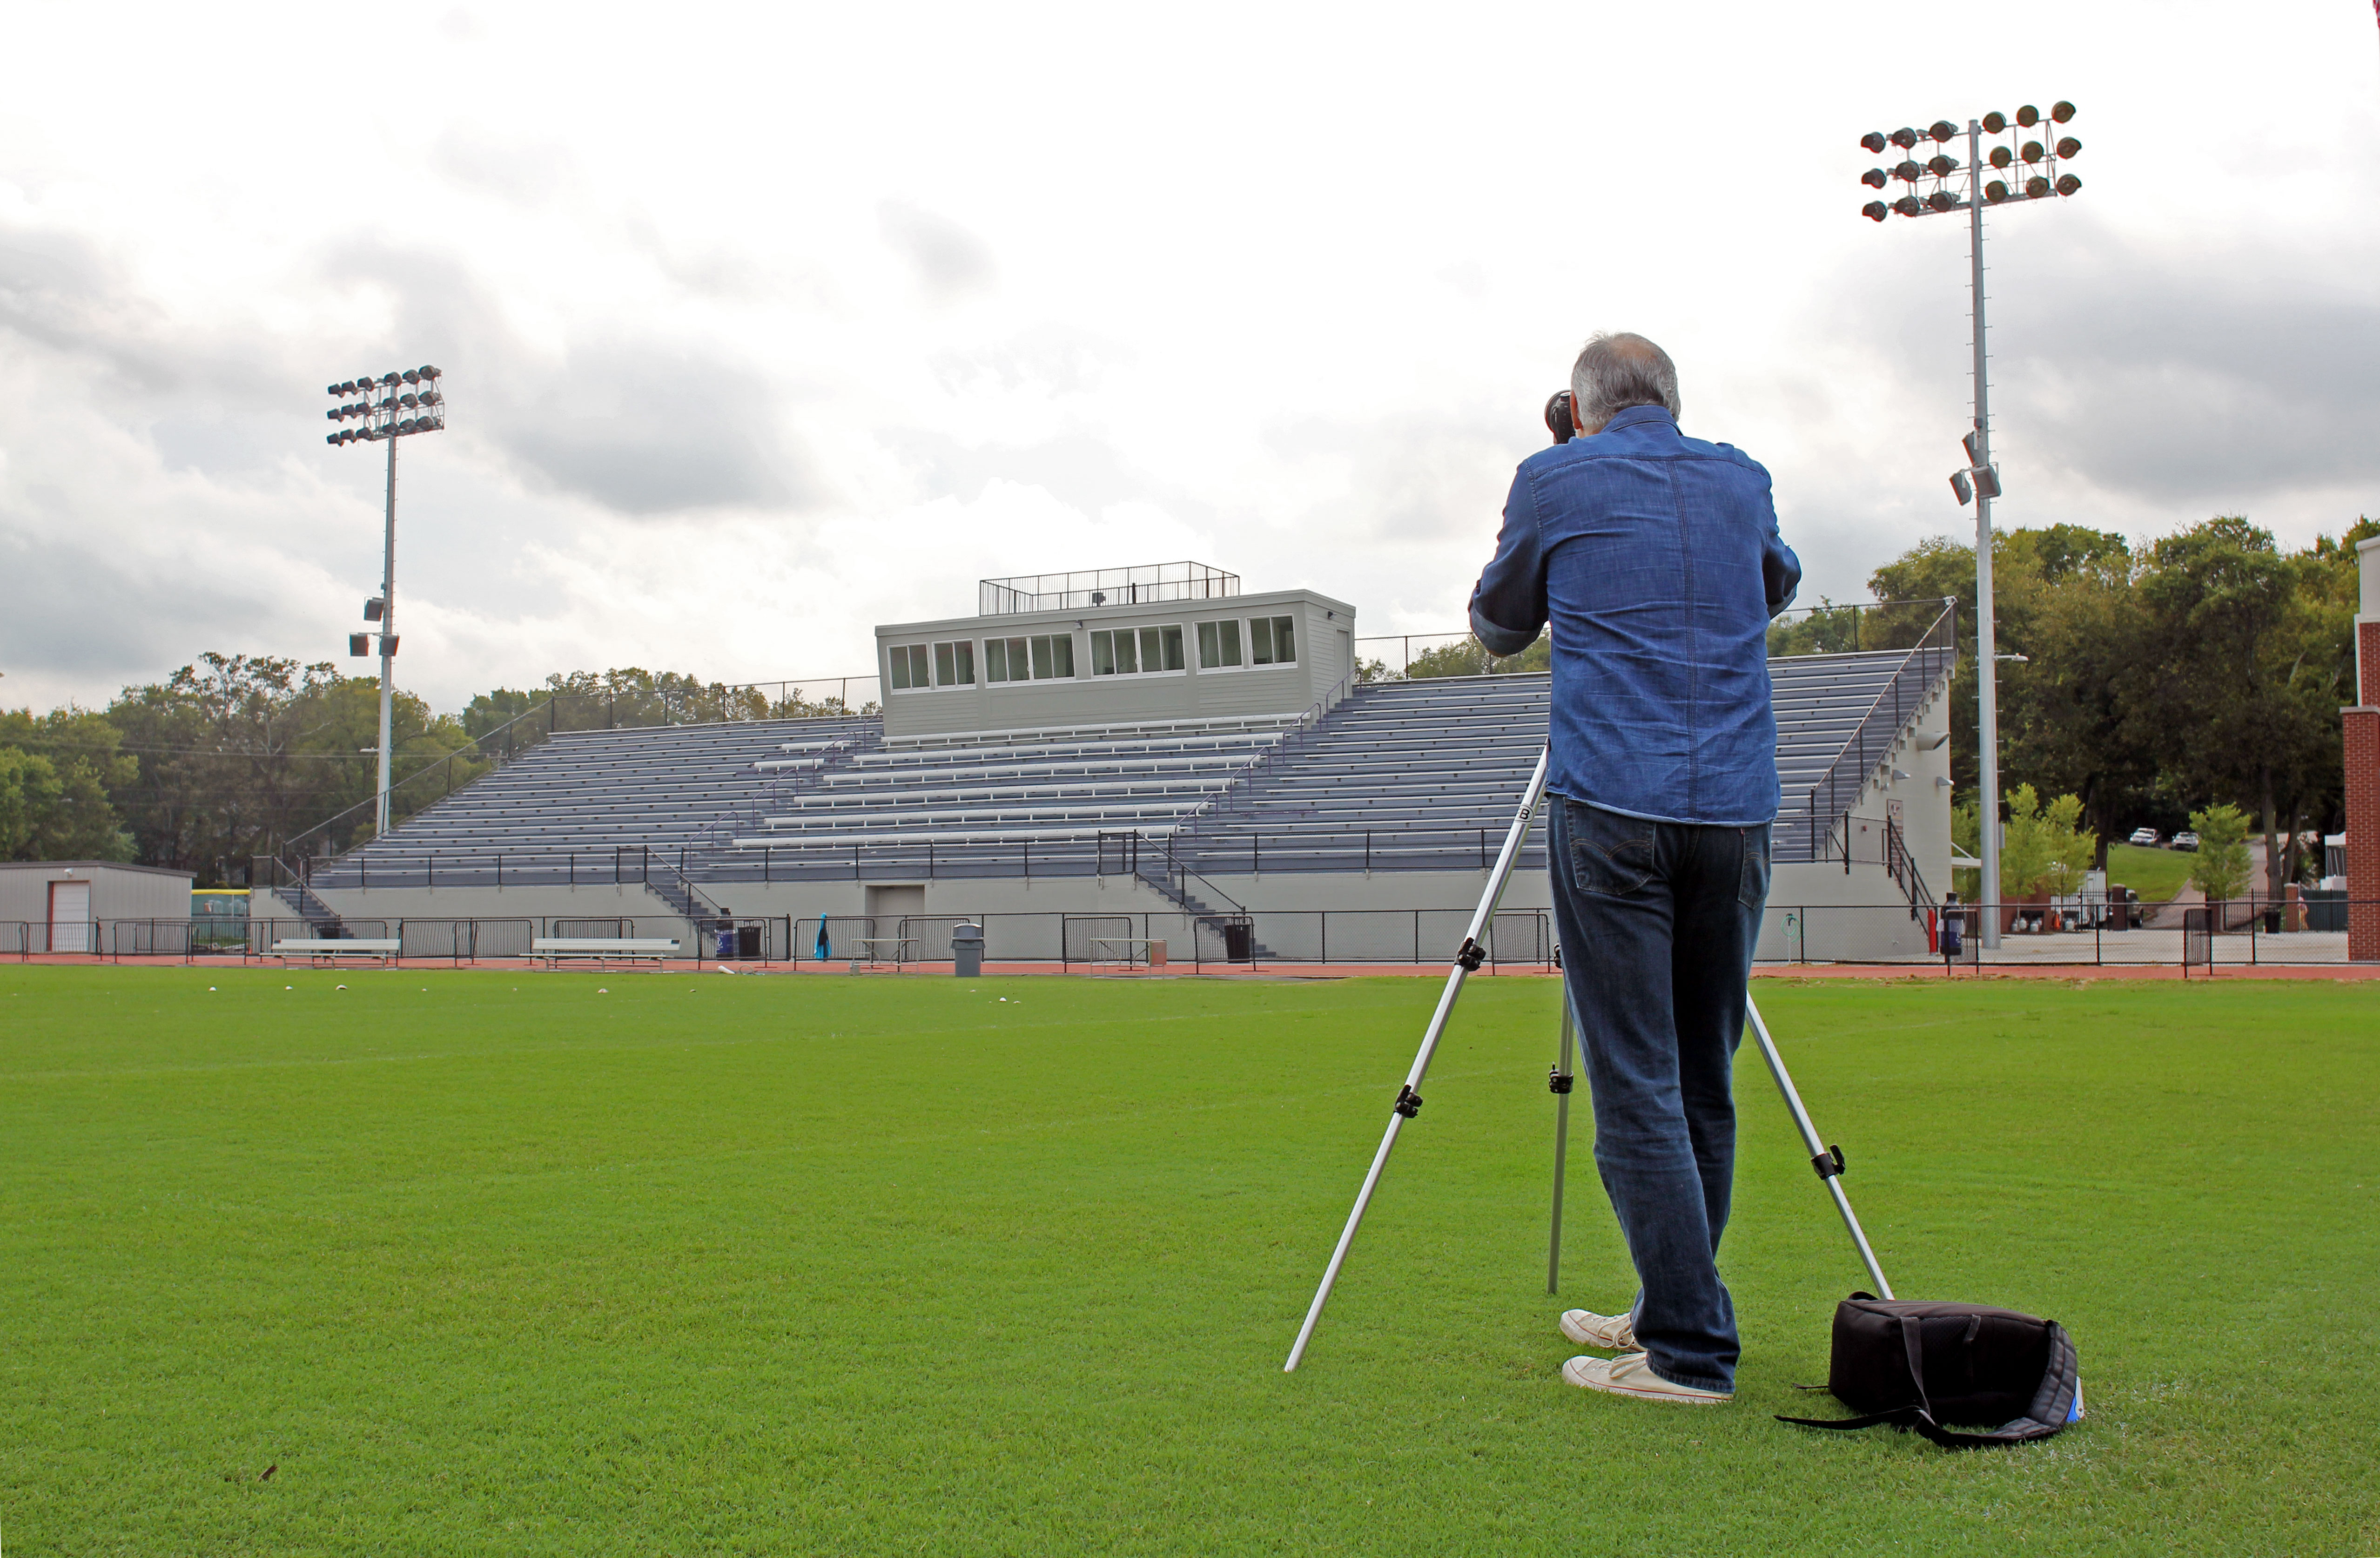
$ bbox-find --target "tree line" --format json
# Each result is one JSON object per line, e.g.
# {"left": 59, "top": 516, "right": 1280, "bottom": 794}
{"left": 1769, "top": 514, "right": 2373, "bottom": 896}
{"left": 0, "top": 659, "right": 867, "bottom": 884}
{"left": 8, "top": 513, "right": 2363, "bottom": 894}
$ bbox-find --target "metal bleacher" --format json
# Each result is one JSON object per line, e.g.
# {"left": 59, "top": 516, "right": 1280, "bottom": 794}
{"left": 316, "top": 631, "right": 1950, "bottom": 900}
{"left": 304, "top": 716, "right": 881, "bottom": 908}
{"left": 1159, "top": 647, "right": 1938, "bottom": 878}
{"left": 722, "top": 714, "right": 1301, "bottom": 881}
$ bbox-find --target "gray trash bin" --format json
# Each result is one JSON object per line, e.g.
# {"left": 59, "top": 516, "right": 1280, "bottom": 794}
{"left": 952, "top": 922, "right": 984, "bottom": 978}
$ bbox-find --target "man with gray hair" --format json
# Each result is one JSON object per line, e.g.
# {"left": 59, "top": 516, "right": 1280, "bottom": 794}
{"left": 1470, "top": 331, "right": 1800, "bottom": 1405}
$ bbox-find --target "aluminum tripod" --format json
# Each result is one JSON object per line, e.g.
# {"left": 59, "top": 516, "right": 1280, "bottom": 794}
{"left": 1285, "top": 745, "right": 1893, "bottom": 1372}
{"left": 1282, "top": 747, "right": 1551, "bottom": 1371}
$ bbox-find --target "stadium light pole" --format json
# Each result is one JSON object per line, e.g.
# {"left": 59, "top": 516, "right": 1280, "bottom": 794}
{"left": 1859, "top": 103, "right": 2080, "bottom": 948}
{"left": 324, "top": 365, "right": 446, "bottom": 837}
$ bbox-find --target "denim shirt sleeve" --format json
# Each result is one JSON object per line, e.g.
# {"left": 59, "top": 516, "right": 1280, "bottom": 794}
{"left": 1468, "top": 463, "right": 1548, "bottom": 654}
{"left": 1761, "top": 485, "right": 1802, "bottom": 619}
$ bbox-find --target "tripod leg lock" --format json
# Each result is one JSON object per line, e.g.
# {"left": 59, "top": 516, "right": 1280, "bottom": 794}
{"left": 1548, "top": 1068, "right": 1574, "bottom": 1095}
{"left": 1393, "top": 1084, "right": 1425, "bottom": 1118}
{"left": 1455, "top": 937, "right": 1485, "bottom": 971}
{"left": 1811, "top": 1145, "right": 1847, "bottom": 1179}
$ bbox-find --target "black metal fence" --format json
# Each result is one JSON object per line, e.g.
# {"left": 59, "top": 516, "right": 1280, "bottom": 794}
{"left": 6, "top": 902, "right": 2373, "bottom": 971}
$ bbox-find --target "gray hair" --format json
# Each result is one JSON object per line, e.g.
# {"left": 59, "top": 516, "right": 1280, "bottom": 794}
{"left": 1570, "top": 332, "right": 1681, "bottom": 427}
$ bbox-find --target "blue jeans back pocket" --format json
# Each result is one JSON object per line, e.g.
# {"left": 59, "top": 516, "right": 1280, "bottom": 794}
{"left": 1736, "top": 825, "right": 1772, "bottom": 909}
{"left": 1569, "top": 801, "right": 1657, "bottom": 897}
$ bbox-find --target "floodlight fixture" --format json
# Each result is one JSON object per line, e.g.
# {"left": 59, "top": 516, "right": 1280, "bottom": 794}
{"left": 320, "top": 362, "right": 447, "bottom": 834}
{"left": 1852, "top": 100, "right": 2084, "bottom": 952}
{"left": 1862, "top": 167, "right": 1889, "bottom": 189}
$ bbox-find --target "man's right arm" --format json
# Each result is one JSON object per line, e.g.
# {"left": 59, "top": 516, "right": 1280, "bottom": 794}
{"left": 1468, "top": 465, "right": 1548, "bottom": 655}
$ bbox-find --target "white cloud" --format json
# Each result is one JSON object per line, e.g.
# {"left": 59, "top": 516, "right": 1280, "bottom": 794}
{"left": 3, "top": 0, "right": 2377, "bottom": 713}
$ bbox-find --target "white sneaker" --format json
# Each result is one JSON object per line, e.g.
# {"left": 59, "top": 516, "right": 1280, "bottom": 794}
{"left": 1558, "top": 1308, "right": 1638, "bottom": 1350}
{"left": 1562, "top": 1351, "right": 1733, "bottom": 1404}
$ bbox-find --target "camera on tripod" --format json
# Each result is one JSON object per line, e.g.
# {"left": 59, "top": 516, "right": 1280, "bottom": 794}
{"left": 1545, "top": 390, "right": 1575, "bottom": 445}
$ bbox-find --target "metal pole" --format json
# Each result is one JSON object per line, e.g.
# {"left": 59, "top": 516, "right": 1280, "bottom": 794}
{"left": 1284, "top": 747, "right": 1550, "bottom": 1371}
{"left": 1743, "top": 994, "right": 1894, "bottom": 1299}
{"left": 376, "top": 432, "right": 397, "bottom": 836}
{"left": 1546, "top": 987, "right": 1577, "bottom": 1295}
{"left": 1969, "top": 118, "right": 2003, "bottom": 951}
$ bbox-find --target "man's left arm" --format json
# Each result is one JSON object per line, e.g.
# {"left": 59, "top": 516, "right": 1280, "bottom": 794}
{"left": 1758, "top": 478, "right": 1801, "bottom": 619}
{"left": 1469, "top": 465, "right": 1549, "bottom": 655}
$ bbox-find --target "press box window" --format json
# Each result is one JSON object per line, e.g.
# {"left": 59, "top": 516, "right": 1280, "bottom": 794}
{"left": 887, "top": 643, "right": 931, "bottom": 690}
{"left": 1090, "top": 626, "right": 1186, "bottom": 675}
{"left": 934, "top": 641, "right": 975, "bottom": 687}
{"left": 986, "top": 634, "right": 1076, "bottom": 682}
{"left": 1250, "top": 615, "right": 1297, "bottom": 666}
{"left": 1197, "top": 620, "right": 1243, "bottom": 669}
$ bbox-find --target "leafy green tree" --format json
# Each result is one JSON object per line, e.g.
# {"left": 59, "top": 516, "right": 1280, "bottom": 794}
{"left": 0, "top": 708, "right": 139, "bottom": 861}
{"left": 1398, "top": 633, "right": 1549, "bottom": 679}
{"left": 1992, "top": 527, "right": 2155, "bottom": 869}
{"left": 104, "top": 654, "right": 480, "bottom": 878}
{"left": 2185, "top": 801, "right": 2252, "bottom": 904}
{"left": 2134, "top": 518, "right": 2345, "bottom": 900}
{"left": 1967, "top": 783, "right": 2096, "bottom": 899}
{"left": 0, "top": 747, "right": 63, "bottom": 858}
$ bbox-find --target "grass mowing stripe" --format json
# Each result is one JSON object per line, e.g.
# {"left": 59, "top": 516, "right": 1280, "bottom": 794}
{"left": 0, "top": 967, "right": 2372, "bottom": 1555}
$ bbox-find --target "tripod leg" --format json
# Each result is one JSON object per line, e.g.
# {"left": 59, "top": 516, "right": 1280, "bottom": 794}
{"left": 1546, "top": 986, "right": 1576, "bottom": 1294}
{"left": 1284, "top": 747, "right": 1552, "bottom": 1371}
{"left": 1743, "top": 994, "right": 1895, "bottom": 1299}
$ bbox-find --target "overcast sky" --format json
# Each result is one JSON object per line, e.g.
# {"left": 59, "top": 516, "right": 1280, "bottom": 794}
{"left": 5, "top": 1, "right": 2377, "bottom": 713}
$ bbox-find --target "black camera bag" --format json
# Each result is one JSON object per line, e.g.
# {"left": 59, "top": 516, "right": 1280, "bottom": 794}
{"left": 1777, "top": 1293, "right": 2082, "bottom": 1449}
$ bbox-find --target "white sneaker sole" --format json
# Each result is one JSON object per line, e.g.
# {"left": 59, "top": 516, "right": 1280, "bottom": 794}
{"left": 1562, "top": 1354, "right": 1732, "bottom": 1404}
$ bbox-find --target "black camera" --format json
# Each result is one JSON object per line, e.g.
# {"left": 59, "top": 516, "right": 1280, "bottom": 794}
{"left": 1545, "top": 390, "right": 1575, "bottom": 445}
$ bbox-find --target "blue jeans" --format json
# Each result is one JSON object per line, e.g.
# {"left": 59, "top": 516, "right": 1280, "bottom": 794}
{"left": 1548, "top": 797, "right": 1769, "bottom": 1393}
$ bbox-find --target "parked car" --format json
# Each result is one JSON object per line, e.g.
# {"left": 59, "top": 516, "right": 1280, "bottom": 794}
{"left": 2173, "top": 831, "right": 2200, "bottom": 852}
{"left": 2128, "top": 827, "right": 2160, "bottom": 847}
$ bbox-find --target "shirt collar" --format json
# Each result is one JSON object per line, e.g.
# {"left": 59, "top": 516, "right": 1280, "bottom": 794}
{"left": 1594, "top": 405, "right": 1676, "bottom": 435}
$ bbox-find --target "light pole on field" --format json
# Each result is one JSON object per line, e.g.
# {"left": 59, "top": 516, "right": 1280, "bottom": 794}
{"left": 324, "top": 365, "right": 446, "bottom": 837}
{"left": 1858, "top": 103, "right": 2081, "bottom": 948}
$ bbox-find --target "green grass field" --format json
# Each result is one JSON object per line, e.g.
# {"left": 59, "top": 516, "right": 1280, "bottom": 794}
{"left": 2103, "top": 842, "right": 2198, "bottom": 904}
{"left": 1, "top": 966, "right": 2373, "bottom": 1556}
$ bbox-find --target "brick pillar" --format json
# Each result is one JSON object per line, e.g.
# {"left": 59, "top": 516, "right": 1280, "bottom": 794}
{"left": 2349, "top": 617, "right": 2380, "bottom": 961}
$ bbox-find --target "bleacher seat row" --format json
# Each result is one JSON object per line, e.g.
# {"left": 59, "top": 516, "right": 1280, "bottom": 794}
{"left": 314, "top": 650, "right": 1939, "bottom": 891}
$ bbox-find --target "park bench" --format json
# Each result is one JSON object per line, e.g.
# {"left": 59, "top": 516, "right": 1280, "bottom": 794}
{"left": 271, "top": 938, "right": 402, "bottom": 967}
{"left": 526, "top": 937, "right": 680, "bottom": 968}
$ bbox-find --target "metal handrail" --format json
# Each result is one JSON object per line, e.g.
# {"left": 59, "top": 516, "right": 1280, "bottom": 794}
{"left": 1803, "top": 601, "right": 1958, "bottom": 864}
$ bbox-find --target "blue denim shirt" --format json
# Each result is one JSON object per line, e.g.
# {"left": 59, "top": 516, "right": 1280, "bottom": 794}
{"left": 1469, "top": 405, "right": 1800, "bottom": 827}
